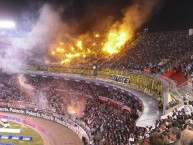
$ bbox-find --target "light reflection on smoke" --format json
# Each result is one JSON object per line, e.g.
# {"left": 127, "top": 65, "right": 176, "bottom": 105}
{"left": 66, "top": 96, "right": 87, "bottom": 117}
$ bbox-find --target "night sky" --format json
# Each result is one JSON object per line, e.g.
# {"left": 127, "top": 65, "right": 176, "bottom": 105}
{"left": 0, "top": 0, "right": 193, "bottom": 32}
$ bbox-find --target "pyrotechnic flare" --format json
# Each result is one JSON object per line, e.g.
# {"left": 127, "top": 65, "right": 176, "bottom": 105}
{"left": 48, "top": 0, "right": 159, "bottom": 65}
{"left": 76, "top": 40, "right": 83, "bottom": 50}
{"left": 66, "top": 95, "right": 87, "bottom": 117}
{"left": 67, "top": 106, "right": 77, "bottom": 115}
{"left": 103, "top": 28, "right": 132, "bottom": 54}
{"left": 102, "top": 0, "right": 158, "bottom": 55}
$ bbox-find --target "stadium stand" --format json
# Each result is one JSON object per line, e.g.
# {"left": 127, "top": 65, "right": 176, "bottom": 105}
{"left": 97, "top": 30, "right": 193, "bottom": 75}
{"left": 0, "top": 29, "right": 193, "bottom": 145}
{"left": 0, "top": 74, "right": 143, "bottom": 145}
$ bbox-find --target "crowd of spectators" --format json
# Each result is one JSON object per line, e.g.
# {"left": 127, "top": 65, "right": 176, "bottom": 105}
{"left": 1, "top": 74, "right": 193, "bottom": 145}
{"left": 101, "top": 30, "right": 193, "bottom": 74}
{"left": 0, "top": 74, "right": 142, "bottom": 144}
{"left": 132, "top": 104, "right": 193, "bottom": 145}
{"left": 83, "top": 98, "right": 137, "bottom": 145}
{"left": 178, "top": 55, "right": 193, "bottom": 80}
{"left": 10, "top": 29, "right": 192, "bottom": 76}
{"left": 1, "top": 27, "right": 193, "bottom": 145}
{"left": 0, "top": 75, "right": 25, "bottom": 102}
{"left": 1, "top": 29, "right": 192, "bottom": 77}
{"left": 84, "top": 100, "right": 193, "bottom": 145}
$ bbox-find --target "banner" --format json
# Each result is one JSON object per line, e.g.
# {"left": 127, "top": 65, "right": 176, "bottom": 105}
{"left": 0, "top": 128, "right": 20, "bottom": 133}
{"left": 0, "top": 135, "right": 32, "bottom": 141}
{"left": 109, "top": 99, "right": 124, "bottom": 106}
{"left": 99, "top": 96, "right": 108, "bottom": 102}
{"left": 144, "top": 68, "right": 152, "bottom": 74}
{"left": 0, "top": 106, "right": 90, "bottom": 142}
{"left": 99, "top": 96, "right": 124, "bottom": 106}
{"left": 110, "top": 74, "right": 163, "bottom": 99}
{"left": 0, "top": 144, "right": 16, "bottom": 145}
{"left": 122, "top": 105, "right": 132, "bottom": 114}
{"left": 111, "top": 74, "right": 130, "bottom": 84}
{"left": 4, "top": 66, "right": 164, "bottom": 99}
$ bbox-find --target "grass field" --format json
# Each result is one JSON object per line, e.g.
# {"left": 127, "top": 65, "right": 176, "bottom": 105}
{"left": 0, "top": 121, "right": 43, "bottom": 145}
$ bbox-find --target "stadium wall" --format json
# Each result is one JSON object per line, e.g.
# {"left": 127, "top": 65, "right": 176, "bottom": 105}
{"left": 1, "top": 65, "right": 178, "bottom": 114}
{"left": 22, "top": 65, "right": 164, "bottom": 100}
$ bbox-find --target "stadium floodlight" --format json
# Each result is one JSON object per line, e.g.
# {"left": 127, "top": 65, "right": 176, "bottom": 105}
{"left": 0, "top": 20, "right": 16, "bottom": 29}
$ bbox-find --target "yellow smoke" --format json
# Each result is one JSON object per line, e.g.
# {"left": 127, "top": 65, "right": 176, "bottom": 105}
{"left": 102, "top": 24, "right": 132, "bottom": 54}
{"left": 103, "top": 0, "right": 158, "bottom": 55}
{"left": 50, "top": 0, "right": 159, "bottom": 64}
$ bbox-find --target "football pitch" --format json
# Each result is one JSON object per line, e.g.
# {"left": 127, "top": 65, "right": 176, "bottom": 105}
{"left": 0, "top": 121, "right": 44, "bottom": 145}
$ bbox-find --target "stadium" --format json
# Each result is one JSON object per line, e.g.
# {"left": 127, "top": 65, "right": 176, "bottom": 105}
{"left": 0, "top": 0, "right": 193, "bottom": 145}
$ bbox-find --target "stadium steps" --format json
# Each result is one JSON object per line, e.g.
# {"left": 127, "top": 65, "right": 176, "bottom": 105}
{"left": 170, "top": 71, "right": 187, "bottom": 86}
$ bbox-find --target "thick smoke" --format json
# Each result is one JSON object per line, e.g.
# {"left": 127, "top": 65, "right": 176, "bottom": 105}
{"left": 121, "top": 0, "right": 161, "bottom": 32}
{"left": 27, "top": 4, "right": 68, "bottom": 49}
{"left": 106, "top": 0, "right": 162, "bottom": 37}
{"left": 17, "top": 75, "right": 49, "bottom": 110}
{"left": 0, "top": 0, "right": 163, "bottom": 71}
{"left": 102, "top": 0, "right": 163, "bottom": 55}
{"left": 0, "top": 4, "right": 69, "bottom": 71}
{"left": 19, "top": 4, "right": 70, "bottom": 65}
{"left": 36, "top": 90, "right": 48, "bottom": 110}
{"left": 0, "top": 0, "right": 164, "bottom": 117}
{"left": 17, "top": 75, "right": 35, "bottom": 98}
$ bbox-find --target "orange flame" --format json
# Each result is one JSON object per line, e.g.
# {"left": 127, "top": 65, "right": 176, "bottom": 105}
{"left": 103, "top": 26, "right": 132, "bottom": 55}
{"left": 94, "top": 34, "right": 100, "bottom": 38}
{"left": 50, "top": 29, "right": 133, "bottom": 65}
{"left": 76, "top": 40, "right": 83, "bottom": 50}
{"left": 67, "top": 106, "right": 77, "bottom": 115}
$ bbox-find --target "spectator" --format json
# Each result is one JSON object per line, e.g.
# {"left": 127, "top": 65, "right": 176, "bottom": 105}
{"left": 149, "top": 132, "right": 168, "bottom": 145}
{"left": 183, "top": 93, "right": 189, "bottom": 101}
{"left": 184, "top": 102, "right": 191, "bottom": 114}
{"left": 168, "top": 127, "right": 182, "bottom": 145}
{"left": 129, "top": 133, "right": 135, "bottom": 145}
{"left": 181, "top": 129, "right": 193, "bottom": 145}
